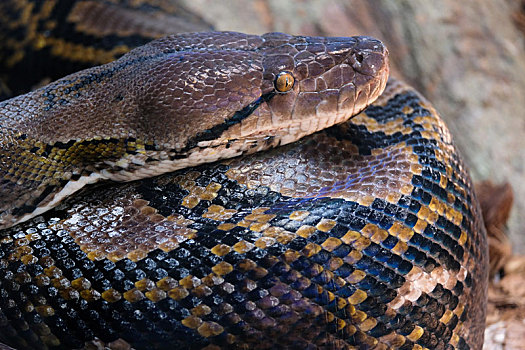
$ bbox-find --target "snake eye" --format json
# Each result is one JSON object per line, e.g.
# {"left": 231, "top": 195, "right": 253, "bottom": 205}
{"left": 274, "top": 71, "right": 295, "bottom": 92}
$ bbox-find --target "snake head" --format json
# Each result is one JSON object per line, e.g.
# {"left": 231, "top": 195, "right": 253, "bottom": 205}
{"left": 125, "top": 31, "right": 389, "bottom": 159}
{"left": 236, "top": 32, "right": 390, "bottom": 146}
{"left": 143, "top": 32, "right": 390, "bottom": 153}
{"left": 0, "top": 31, "right": 388, "bottom": 229}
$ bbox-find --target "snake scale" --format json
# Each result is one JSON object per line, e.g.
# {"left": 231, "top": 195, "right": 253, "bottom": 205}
{"left": 0, "top": 1, "right": 488, "bottom": 349}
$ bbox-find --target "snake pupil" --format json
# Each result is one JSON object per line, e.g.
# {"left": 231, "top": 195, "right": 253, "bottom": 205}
{"left": 275, "top": 71, "right": 294, "bottom": 92}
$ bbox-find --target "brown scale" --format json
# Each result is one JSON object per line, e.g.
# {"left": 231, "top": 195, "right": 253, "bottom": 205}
{"left": 0, "top": 2, "right": 487, "bottom": 350}
{"left": 62, "top": 186, "right": 198, "bottom": 262}
{"left": 223, "top": 126, "right": 417, "bottom": 206}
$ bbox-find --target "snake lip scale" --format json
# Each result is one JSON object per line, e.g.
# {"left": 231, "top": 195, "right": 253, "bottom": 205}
{"left": 0, "top": 23, "right": 487, "bottom": 350}
{"left": 0, "top": 31, "right": 389, "bottom": 230}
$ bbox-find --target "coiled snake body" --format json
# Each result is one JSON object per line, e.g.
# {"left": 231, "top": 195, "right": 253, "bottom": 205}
{"left": 0, "top": 1, "right": 487, "bottom": 349}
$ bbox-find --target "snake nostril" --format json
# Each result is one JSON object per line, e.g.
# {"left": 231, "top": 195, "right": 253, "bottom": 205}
{"left": 347, "top": 37, "right": 389, "bottom": 76}
{"left": 350, "top": 50, "right": 387, "bottom": 77}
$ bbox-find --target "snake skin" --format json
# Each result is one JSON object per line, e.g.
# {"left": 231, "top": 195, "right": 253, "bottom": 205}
{"left": 0, "top": 30, "right": 389, "bottom": 230}
{"left": 0, "top": 0, "right": 212, "bottom": 99}
{"left": 0, "top": 1, "right": 488, "bottom": 349}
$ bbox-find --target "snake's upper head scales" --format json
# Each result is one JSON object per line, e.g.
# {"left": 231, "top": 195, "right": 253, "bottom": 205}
{"left": 0, "top": 31, "right": 388, "bottom": 229}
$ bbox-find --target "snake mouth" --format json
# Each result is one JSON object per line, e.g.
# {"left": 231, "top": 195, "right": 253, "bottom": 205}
{"left": 223, "top": 72, "right": 389, "bottom": 147}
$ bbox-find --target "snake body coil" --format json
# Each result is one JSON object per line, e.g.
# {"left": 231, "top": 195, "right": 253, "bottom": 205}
{"left": 0, "top": 1, "right": 487, "bottom": 350}
{"left": 0, "top": 31, "right": 388, "bottom": 230}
